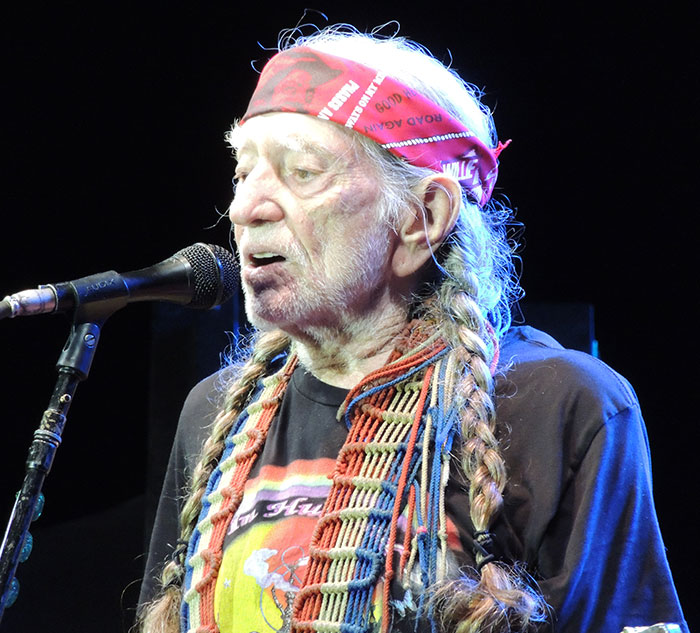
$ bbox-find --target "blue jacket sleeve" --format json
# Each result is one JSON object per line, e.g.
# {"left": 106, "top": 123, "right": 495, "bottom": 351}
{"left": 490, "top": 328, "right": 689, "bottom": 633}
{"left": 536, "top": 401, "right": 688, "bottom": 632}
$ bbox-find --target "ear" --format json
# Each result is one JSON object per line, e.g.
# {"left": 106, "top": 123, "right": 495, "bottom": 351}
{"left": 391, "top": 174, "right": 462, "bottom": 279}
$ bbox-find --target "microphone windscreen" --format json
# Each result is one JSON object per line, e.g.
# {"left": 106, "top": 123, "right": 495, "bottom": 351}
{"left": 175, "top": 243, "right": 238, "bottom": 309}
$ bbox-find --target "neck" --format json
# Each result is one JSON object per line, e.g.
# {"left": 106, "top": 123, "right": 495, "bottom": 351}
{"left": 289, "top": 301, "right": 410, "bottom": 389}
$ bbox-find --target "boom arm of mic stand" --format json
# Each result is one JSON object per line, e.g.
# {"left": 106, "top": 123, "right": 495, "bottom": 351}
{"left": 0, "top": 318, "right": 103, "bottom": 622}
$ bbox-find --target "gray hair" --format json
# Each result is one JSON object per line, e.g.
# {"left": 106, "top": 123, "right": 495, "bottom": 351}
{"left": 282, "top": 24, "right": 522, "bottom": 339}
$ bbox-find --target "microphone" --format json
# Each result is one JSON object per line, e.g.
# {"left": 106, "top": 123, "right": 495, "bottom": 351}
{"left": 0, "top": 243, "right": 238, "bottom": 320}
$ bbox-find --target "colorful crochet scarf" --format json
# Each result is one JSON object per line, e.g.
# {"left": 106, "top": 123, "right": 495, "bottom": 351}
{"left": 182, "top": 325, "right": 464, "bottom": 633}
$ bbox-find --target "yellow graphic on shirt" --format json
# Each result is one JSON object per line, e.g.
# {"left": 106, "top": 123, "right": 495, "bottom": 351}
{"left": 214, "top": 516, "right": 318, "bottom": 632}
{"left": 213, "top": 458, "right": 334, "bottom": 632}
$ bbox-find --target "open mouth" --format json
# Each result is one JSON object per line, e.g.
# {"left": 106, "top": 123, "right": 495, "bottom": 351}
{"left": 250, "top": 252, "right": 286, "bottom": 267}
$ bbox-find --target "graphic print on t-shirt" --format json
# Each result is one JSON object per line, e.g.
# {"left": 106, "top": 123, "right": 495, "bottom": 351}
{"left": 213, "top": 458, "right": 335, "bottom": 632}
{"left": 210, "top": 367, "right": 469, "bottom": 632}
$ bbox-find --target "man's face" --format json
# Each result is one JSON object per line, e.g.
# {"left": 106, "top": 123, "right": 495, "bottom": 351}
{"left": 229, "top": 112, "right": 397, "bottom": 335}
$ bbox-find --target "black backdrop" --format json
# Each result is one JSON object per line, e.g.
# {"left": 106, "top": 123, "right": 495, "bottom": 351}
{"left": 1, "top": 3, "right": 697, "bottom": 631}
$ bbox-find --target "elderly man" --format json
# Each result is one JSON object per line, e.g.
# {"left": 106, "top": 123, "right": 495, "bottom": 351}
{"left": 138, "top": 26, "right": 687, "bottom": 633}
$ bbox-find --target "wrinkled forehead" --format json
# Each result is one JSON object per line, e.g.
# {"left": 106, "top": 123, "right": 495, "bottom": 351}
{"left": 230, "top": 113, "right": 341, "bottom": 150}
{"left": 228, "top": 112, "right": 370, "bottom": 173}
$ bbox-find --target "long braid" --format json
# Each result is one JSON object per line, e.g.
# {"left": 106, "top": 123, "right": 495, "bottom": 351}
{"left": 426, "top": 244, "right": 547, "bottom": 632}
{"left": 138, "top": 329, "right": 290, "bottom": 633}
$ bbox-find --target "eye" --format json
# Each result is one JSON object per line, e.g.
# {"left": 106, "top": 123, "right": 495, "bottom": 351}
{"left": 293, "top": 168, "right": 316, "bottom": 182}
{"left": 232, "top": 171, "right": 249, "bottom": 192}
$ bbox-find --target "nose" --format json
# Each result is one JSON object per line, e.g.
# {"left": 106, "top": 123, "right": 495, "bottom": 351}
{"left": 228, "top": 162, "right": 285, "bottom": 227}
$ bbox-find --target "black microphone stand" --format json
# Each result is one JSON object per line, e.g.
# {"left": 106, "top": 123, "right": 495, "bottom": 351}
{"left": 0, "top": 292, "right": 128, "bottom": 623}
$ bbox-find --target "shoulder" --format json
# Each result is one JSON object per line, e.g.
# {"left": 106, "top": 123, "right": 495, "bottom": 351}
{"left": 495, "top": 325, "right": 643, "bottom": 470}
{"left": 179, "top": 370, "right": 227, "bottom": 427}
{"left": 174, "top": 367, "right": 234, "bottom": 470}
{"left": 497, "top": 325, "right": 639, "bottom": 420}
{"left": 175, "top": 354, "right": 289, "bottom": 467}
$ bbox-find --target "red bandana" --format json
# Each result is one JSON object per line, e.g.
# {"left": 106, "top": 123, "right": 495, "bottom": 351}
{"left": 242, "top": 47, "right": 505, "bottom": 206}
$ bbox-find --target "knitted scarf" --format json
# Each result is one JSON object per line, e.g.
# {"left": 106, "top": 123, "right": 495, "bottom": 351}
{"left": 182, "top": 325, "right": 464, "bottom": 633}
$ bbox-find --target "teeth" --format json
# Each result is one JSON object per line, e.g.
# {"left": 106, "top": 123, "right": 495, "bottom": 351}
{"left": 252, "top": 252, "right": 279, "bottom": 259}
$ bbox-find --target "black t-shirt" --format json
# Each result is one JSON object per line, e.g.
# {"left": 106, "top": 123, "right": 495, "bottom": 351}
{"left": 140, "top": 326, "right": 688, "bottom": 632}
{"left": 211, "top": 368, "right": 351, "bottom": 631}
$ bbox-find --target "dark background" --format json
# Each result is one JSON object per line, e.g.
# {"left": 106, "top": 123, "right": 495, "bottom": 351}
{"left": 1, "top": 3, "right": 697, "bottom": 631}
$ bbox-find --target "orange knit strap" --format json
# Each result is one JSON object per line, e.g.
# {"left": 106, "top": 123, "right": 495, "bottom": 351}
{"left": 292, "top": 337, "right": 449, "bottom": 633}
{"left": 183, "top": 353, "right": 298, "bottom": 632}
